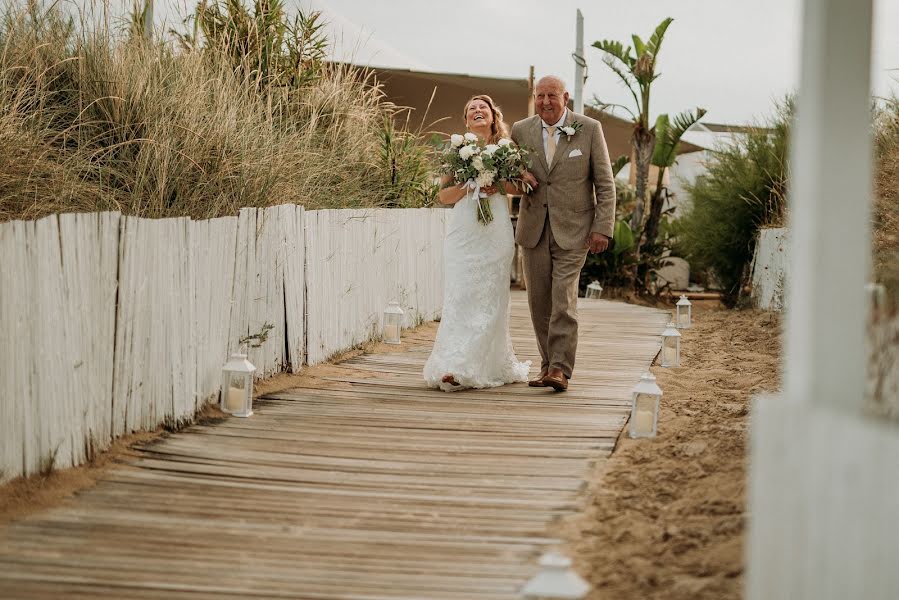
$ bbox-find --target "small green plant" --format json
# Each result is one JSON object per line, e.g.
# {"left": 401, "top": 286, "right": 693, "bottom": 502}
{"left": 240, "top": 322, "right": 274, "bottom": 348}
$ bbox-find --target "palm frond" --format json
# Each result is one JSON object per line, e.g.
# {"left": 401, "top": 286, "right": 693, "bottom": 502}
{"left": 591, "top": 39, "right": 635, "bottom": 68}
{"left": 646, "top": 17, "right": 674, "bottom": 56}
{"left": 631, "top": 34, "right": 646, "bottom": 57}
{"left": 651, "top": 107, "right": 706, "bottom": 168}
{"left": 601, "top": 56, "right": 641, "bottom": 108}
{"left": 589, "top": 98, "right": 637, "bottom": 121}
{"left": 611, "top": 154, "right": 630, "bottom": 177}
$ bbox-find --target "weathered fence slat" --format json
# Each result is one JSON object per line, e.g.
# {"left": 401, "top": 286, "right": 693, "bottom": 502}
{"left": 1, "top": 204, "right": 446, "bottom": 482}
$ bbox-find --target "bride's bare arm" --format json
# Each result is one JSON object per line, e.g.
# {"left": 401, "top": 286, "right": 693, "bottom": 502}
{"left": 437, "top": 175, "right": 467, "bottom": 205}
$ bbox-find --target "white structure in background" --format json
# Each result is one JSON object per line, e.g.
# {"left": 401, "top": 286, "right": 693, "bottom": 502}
{"left": 747, "top": 0, "right": 899, "bottom": 598}
{"left": 750, "top": 227, "right": 789, "bottom": 311}
{"left": 572, "top": 9, "right": 585, "bottom": 114}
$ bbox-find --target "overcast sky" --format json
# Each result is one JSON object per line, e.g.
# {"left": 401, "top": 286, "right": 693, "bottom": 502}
{"left": 155, "top": 0, "right": 899, "bottom": 125}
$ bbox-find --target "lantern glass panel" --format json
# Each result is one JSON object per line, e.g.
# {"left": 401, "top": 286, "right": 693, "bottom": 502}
{"left": 384, "top": 313, "right": 401, "bottom": 344}
{"left": 630, "top": 392, "right": 659, "bottom": 438}
{"left": 223, "top": 373, "right": 246, "bottom": 413}
{"left": 662, "top": 335, "right": 680, "bottom": 367}
{"left": 677, "top": 306, "right": 690, "bottom": 328}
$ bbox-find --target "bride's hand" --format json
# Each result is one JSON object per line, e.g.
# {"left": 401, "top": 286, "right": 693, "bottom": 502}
{"left": 480, "top": 184, "right": 498, "bottom": 195}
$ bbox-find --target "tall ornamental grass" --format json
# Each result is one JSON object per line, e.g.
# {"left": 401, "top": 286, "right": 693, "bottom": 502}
{"left": 0, "top": 0, "right": 436, "bottom": 222}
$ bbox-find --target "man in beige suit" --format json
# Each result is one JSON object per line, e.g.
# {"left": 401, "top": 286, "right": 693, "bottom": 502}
{"left": 511, "top": 76, "right": 616, "bottom": 391}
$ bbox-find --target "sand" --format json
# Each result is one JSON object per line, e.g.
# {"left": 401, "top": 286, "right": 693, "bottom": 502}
{"left": 562, "top": 303, "right": 782, "bottom": 599}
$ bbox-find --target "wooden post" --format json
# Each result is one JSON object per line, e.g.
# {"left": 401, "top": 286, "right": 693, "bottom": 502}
{"left": 527, "top": 65, "right": 535, "bottom": 117}
{"left": 516, "top": 65, "right": 536, "bottom": 289}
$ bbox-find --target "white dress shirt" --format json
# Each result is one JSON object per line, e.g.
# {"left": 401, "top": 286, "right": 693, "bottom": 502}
{"left": 541, "top": 108, "right": 568, "bottom": 161}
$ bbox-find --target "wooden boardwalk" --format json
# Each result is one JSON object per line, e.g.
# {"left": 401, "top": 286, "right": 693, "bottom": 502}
{"left": 0, "top": 293, "right": 669, "bottom": 599}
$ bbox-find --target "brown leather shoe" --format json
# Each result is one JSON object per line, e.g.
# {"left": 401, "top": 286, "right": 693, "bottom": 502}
{"left": 542, "top": 368, "right": 568, "bottom": 392}
{"left": 528, "top": 370, "right": 549, "bottom": 387}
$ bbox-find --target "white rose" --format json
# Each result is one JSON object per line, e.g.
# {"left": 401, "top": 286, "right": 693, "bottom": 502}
{"left": 497, "top": 138, "right": 512, "bottom": 146}
{"left": 458, "top": 145, "right": 476, "bottom": 160}
{"left": 450, "top": 134, "right": 464, "bottom": 148}
{"left": 475, "top": 170, "right": 496, "bottom": 188}
{"left": 463, "top": 132, "right": 478, "bottom": 142}
{"left": 483, "top": 144, "right": 499, "bottom": 155}
{"left": 472, "top": 155, "right": 484, "bottom": 171}
{"left": 561, "top": 126, "right": 575, "bottom": 136}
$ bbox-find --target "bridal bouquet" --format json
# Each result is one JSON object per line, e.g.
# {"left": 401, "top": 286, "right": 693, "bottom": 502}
{"left": 440, "top": 133, "right": 532, "bottom": 225}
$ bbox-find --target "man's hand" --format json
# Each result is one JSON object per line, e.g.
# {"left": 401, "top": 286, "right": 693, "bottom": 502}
{"left": 521, "top": 170, "right": 538, "bottom": 190}
{"left": 587, "top": 232, "right": 610, "bottom": 254}
{"left": 480, "top": 184, "right": 498, "bottom": 195}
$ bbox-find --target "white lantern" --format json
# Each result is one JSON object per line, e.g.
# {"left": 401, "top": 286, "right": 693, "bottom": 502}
{"left": 676, "top": 294, "right": 692, "bottom": 329}
{"left": 383, "top": 300, "right": 404, "bottom": 345}
{"left": 661, "top": 322, "right": 681, "bottom": 368}
{"left": 629, "top": 372, "right": 662, "bottom": 438}
{"left": 585, "top": 281, "right": 603, "bottom": 300}
{"left": 865, "top": 282, "right": 886, "bottom": 313}
{"left": 221, "top": 348, "right": 256, "bottom": 417}
{"left": 521, "top": 551, "right": 590, "bottom": 599}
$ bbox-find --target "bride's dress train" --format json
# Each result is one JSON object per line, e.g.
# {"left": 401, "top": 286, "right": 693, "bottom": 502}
{"left": 423, "top": 191, "right": 531, "bottom": 392}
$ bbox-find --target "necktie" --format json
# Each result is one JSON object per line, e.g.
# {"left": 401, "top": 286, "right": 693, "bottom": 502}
{"left": 546, "top": 126, "right": 557, "bottom": 164}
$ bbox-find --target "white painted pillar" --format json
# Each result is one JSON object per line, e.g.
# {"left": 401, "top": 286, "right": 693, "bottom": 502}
{"left": 784, "top": 0, "right": 873, "bottom": 410}
{"left": 573, "top": 9, "right": 585, "bottom": 114}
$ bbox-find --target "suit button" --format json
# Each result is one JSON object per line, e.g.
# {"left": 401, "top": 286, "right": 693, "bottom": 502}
{"left": 547, "top": 182, "right": 552, "bottom": 186}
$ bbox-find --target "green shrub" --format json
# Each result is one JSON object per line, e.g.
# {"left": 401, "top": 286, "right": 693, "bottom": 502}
{"left": 674, "top": 101, "right": 790, "bottom": 306}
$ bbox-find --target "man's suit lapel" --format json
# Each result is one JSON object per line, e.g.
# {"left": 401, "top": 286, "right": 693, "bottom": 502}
{"left": 547, "top": 111, "right": 574, "bottom": 175}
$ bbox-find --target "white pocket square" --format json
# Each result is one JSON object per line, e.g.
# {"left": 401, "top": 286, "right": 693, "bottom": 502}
{"left": 568, "top": 149, "right": 583, "bottom": 158}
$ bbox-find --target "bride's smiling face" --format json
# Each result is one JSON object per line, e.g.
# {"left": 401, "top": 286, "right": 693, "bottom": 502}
{"left": 465, "top": 99, "right": 494, "bottom": 132}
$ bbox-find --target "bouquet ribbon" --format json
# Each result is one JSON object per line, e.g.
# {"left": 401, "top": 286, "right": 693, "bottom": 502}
{"left": 463, "top": 180, "right": 493, "bottom": 225}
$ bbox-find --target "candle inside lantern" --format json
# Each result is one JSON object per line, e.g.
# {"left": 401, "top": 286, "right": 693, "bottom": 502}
{"left": 663, "top": 343, "right": 676, "bottom": 366}
{"left": 225, "top": 386, "right": 244, "bottom": 412}
{"left": 384, "top": 322, "right": 399, "bottom": 343}
{"left": 634, "top": 408, "right": 654, "bottom": 435}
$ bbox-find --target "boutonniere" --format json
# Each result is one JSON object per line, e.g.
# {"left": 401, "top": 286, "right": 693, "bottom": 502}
{"left": 559, "top": 121, "right": 583, "bottom": 141}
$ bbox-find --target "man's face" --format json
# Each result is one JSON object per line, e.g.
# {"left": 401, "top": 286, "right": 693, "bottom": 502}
{"left": 535, "top": 80, "right": 569, "bottom": 125}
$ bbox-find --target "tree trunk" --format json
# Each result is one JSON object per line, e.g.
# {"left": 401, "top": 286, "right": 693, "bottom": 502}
{"left": 642, "top": 178, "right": 667, "bottom": 254}
{"left": 625, "top": 128, "right": 654, "bottom": 293}
{"left": 637, "top": 184, "right": 666, "bottom": 289}
{"left": 629, "top": 130, "right": 654, "bottom": 231}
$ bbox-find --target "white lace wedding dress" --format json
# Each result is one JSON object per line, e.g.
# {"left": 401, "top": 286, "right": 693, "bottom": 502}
{"left": 423, "top": 191, "right": 531, "bottom": 391}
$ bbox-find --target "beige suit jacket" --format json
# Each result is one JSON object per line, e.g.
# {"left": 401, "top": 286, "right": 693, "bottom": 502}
{"left": 510, "top": 111, "right": 617, "bottom": 250}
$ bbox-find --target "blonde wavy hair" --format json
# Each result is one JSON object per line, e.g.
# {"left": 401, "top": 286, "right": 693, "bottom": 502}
{"left": 463, "top": 95, "right": 510, "bottom": 143}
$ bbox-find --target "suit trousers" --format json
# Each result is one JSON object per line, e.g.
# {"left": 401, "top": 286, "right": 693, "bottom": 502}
{"left": 522, "top": 218, "right": 589, "bottom": 379}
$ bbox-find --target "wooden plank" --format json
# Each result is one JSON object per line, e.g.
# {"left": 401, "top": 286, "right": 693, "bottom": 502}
{"left": 1, "top": 292, "right": 668, "bottom": 597}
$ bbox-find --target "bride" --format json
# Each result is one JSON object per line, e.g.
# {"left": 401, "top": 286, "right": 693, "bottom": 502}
{"left": 423, "top": 95, "right": 536, "bottom": 392}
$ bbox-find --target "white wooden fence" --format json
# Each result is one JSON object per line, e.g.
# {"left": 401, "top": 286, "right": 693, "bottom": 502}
{"left": 0, "top": 205, "right": 447, "bottom": 482}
